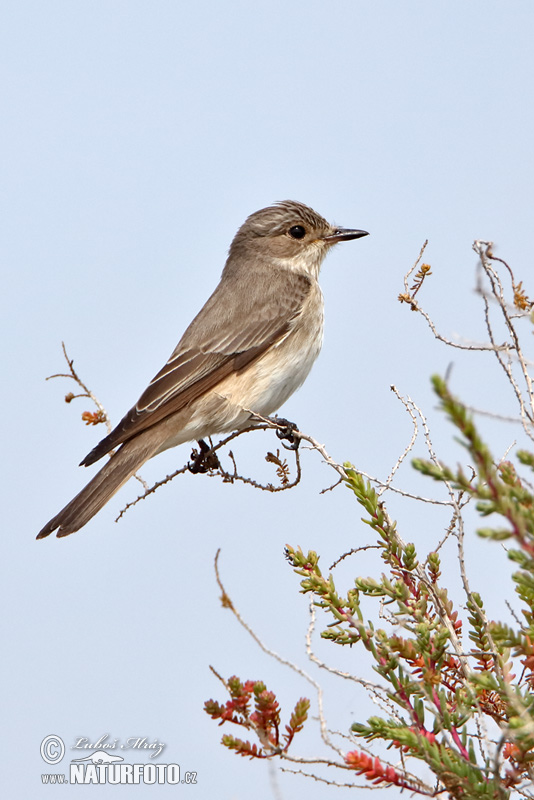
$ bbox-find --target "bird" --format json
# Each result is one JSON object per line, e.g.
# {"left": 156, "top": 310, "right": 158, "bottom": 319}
{"left": 37, "top": 200, "right": 368, "bottom": 539}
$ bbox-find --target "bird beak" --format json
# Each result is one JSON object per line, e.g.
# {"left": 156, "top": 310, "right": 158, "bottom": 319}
{"left": 322, "top": 227, "right": 369, "bottom": 243}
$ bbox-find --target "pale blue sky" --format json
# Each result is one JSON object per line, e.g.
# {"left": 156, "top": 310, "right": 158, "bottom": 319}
{"left": 3, "top": 2, "right": 534, "bottom": 797}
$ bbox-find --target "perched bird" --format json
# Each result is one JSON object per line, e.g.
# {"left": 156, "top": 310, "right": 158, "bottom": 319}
{"left": 38, "top": 201, "right": 368, "bottom": 539}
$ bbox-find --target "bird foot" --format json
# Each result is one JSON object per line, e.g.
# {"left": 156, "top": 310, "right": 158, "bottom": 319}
{"left": 189, "top": 440, "right": 221, "bottom": 473}
{"left": 270, "top": 416, "right": 301, "bottom": 451}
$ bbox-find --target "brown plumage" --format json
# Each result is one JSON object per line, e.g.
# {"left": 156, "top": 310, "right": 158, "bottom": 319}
{"left": 38, "top": 201, "right": 368, "bottom": 539}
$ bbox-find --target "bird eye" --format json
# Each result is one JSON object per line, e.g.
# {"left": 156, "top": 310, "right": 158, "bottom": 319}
{"left": 288, "top": 225, "right": 306, "bottom": 240}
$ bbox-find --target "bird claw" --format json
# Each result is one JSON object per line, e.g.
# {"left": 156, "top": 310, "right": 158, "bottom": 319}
{"left": 271, "top": 417, "right": 301, "bottom": 451}
{"left": 189, "top": 440, "right": 220, "bottom": 473}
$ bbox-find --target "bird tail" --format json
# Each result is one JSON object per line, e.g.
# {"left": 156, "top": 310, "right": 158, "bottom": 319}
{"left": 37, "top": 434, "right": 161, "bottom": 539}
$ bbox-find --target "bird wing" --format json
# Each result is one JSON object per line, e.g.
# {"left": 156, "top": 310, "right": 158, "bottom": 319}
{"left": 81, "top": 270, "right": 312, "bottom": 466}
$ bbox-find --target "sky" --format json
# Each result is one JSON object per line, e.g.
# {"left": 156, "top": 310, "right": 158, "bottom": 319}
{"left": 3, "top": 2, "right": 534, "bottom": 798}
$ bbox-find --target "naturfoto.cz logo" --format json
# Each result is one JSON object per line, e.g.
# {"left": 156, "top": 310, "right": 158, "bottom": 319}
{"left": 40, "top": 735, "right": 197, "bottom": 786}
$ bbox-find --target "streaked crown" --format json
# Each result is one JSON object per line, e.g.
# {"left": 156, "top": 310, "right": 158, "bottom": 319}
{"left": 226, "top": 200, "right": 368, "bottom": 280}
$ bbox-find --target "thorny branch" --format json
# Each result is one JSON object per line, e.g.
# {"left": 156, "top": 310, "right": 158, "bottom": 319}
{"left": 46, "top": 342, "right": 149, "bottom": 491}
{"left": 398, "top": 240, "right": 534, "bottom": 441}
{"left": 47, "top": 341, "right": 112, "bottom": 435}
{"left": 474, "top": 241, "right": 534, "bottom": 438}
{"left": 47, "top": 340, "right": 464, "bottom": 526}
